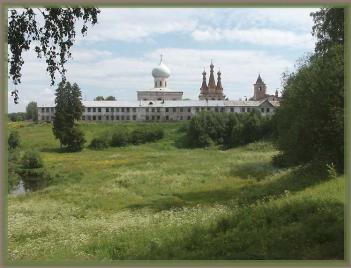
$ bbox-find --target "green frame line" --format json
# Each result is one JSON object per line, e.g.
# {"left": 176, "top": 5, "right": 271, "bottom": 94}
{"left": 2, "top": 3, "right": 351, "bottom": 267}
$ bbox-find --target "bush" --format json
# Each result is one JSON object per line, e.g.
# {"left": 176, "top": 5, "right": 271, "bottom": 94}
{"left": 65, "top": 126, "right": 86, "bottom": 152}
{"left": 185, "top": 111, "right": 275, "bottom": 148}
{"left": 22, "top": 150, "right": 43, "bottom": 169}
{"left": 111, "top": 129, "right": 129, "bottom": 147}
{"left": 89, "top": 137, "right": 109, "bottom": 150}
{"left": 8, "top": 131, "right": 20, "bottom": 150}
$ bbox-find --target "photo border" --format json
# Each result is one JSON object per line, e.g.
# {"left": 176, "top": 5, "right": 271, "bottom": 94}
{"left": 1, "top": 1, "right": 350, "bottom": 267}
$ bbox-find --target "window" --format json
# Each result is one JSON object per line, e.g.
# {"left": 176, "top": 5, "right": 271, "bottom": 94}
{"left": 46, "top": 116, "right": 50, "bottom": 121}
{"left": 88, "top": 116, "right": 91, "bottom": 120}
{"left": 155, "top": 81, "right": 157, "bottom": 87}
{"left": 230, "top": 108, "right": 234, "bottom": 112}
{"left": 133, "top": 108, "right": 136, "bottom": 112}
{"left": 146, "top": 108, "right": 149, "bottom": 112}
{"left": 116, "top": 116, "right": 120, "bottom": 120}
{"left": 173, "top": 108, "right": 176, "bottom": 112}
{"left": 187, "top": 116, "right": 191, "bottom": 120}
{"left": 121, "top": 108, "right": 125, "bottom": 112}
{"left": 133, "top": 115, "right": 136, "bottom": 120}
{"left": 41, "top": 108, "right": 45, "bottom": 112}
{"left": 152, "top": 116, "right": 155, "bottom": 120}
{"left": 146, "top": 116, "right": 149, "bottom": 120}
{"left": 93, "top": 116, "right": 96, "bottom": 120}
{"left": 241, "top": 108, "right": 245, "bottom": 112}
{"left": 126, "top": 116, "right": 130, "bottom": 120}
{"left": 51, "top": 107, "right": 54, "bottom": 112}
{"left": 165, "top": 81, "right": 167, "bottom": 87}
{"left": 166, "top": 108, "right": 169, "bottom": 112}
{"left": 156, "top": 108, "right": 160, "bottom": 112}
{"left": 111, "top": 115, "right": 114, "bottom": 120}
{"left": 247, "top": 108, "right": 251, "bottom": 112}
{"left": 152, "top": 108, "right": 155, "bottom": 112}
{"left": 266, "top": 108, "right": 270, "bottom": 113}
{"left": 157, "top": 116, "right": 160, "bottom": 120}
{"left": 180, "top": 116, "right": 183, "bottom": 120}
{"left": 106, "top": 108, "right": 109, "bottom": 112}
{"left": 98, "top": 116, "right": 101, "bottom": 120}
{"left": 180, "top": 108, "right": 183, "bottom": 112}
{"left": 126, "top": 108, "right": 130, "bottom": 112}
{"left": 215, "top": 107, "right": 219, "bottom": 112}
{"left": 88, "top": 108, "right": 91, "bottom": 112}
{"left": 261, "top": 108, "right": 265, "bottom": 113}
{"left": 116, "top": 108, "right": 119, "bottom": 112}
{"left": 201, "top": 107, "right": 205, "bottom": 111}
{"left": 165, "top": 115, "right": 169, "bottom": 120}
{"left": 98, "top": 108, "right": 101, "bottom": 112}
{"left": 195, "top": 108, "right": 199, "bottom": 112}
{"left": 188, "top": 108, "right": 191, "bottom": 113}
{"left": 121, "top": 115, "right": 125, "bottom": 120}
{"left": 46, "top": 108, "right": 49, "bottom": 112}
{"left": 106, "top": 115, "right": 109, "bottom": 120}
{"left": 93, "top": 108, "right": 96, "bottom": 112}
{"left": 111, "top": 108, "right": 114, "bottom": 112}
{"left": 220, "top": 108, "right": 224, "bottom": 113}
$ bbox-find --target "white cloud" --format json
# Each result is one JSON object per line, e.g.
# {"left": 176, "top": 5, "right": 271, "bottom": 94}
{"left": 192, "top": 28, "right": 314, "bottom": 49}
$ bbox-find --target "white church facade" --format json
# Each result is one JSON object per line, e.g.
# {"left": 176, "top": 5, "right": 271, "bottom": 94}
{"left": 37, "top": 56, "right": 280, "bottom": 122}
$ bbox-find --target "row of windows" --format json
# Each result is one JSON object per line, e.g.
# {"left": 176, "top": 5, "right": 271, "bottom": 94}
{"left": 41, "top": 106, "right": 272, "bottom": 114}
{"left": 82, "top": 115, "right": 137, "bottom": 121}
{"left": 86, "top": 107, "right": 138, "bottom": 113}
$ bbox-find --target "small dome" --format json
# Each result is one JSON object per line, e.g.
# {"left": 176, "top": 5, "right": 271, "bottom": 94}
{"left": 152, "top": 56, "right": 171, "bottom": 78}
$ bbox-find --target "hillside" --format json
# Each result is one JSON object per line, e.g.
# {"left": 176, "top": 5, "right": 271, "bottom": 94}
{"left": 7, "top": 122, "right": 344, "bottom": 262}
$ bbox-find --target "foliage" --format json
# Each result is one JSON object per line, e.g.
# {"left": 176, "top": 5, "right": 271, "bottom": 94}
{"left": 105, "top": 96, "right": 116, "bottom": 101}
{"left": 94, "top": 96, "right": 116, "bottom": 101}
{"left": 8, "top": 131, "right": 21, "bottom": 150}
{"left": 274, "top": 46, "right": 344, "bottom": 172}
{"left": 21, "top": 150, "right": 43, "bottom": 169}
{"left": 8, "top": 112, "right": 26, "bottom": 122}
{"left": 52, "top": 81, "right": 85, "bottom": 150}
{"left": 89, "top": 137, "right": 109, "bottom": 150}
{"left": 311, "top": 8, "right": 344, "bottom": 55}
{"left": 25, "top": 101, "right": 38, "bottom": 122}
{"left": 8, "top": 8, "right": 100, "bottom": 87}
{"left": 94, "top": 96, "right": 104, "bottom": 101}
{"left": 185, "top": 111, "right": 275, "bottom": 148}
{"left": 110, "top": 128, "right": 129, "bottom": 147}
{"left": 65, "top": 126, "right": 86, "bottom": 152}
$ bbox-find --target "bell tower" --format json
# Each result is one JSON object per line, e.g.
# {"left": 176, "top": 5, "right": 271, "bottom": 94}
{"left": 253, "top": 74, "right": 267, "bottom": 100}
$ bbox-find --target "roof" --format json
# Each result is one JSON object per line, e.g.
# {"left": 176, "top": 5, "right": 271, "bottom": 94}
{"left": 137, "top": 88, "right": 183, "bottom": 93}
{"left": 38, "top": 99, "right": 279, "bottom": 108}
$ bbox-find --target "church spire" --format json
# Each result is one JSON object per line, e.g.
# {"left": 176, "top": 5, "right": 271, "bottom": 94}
{"left": 216, "top": 69, "right": 223, "bottom": 92}
{"left": 208, "top": 60, "right": 216, "bottom": 91}
{"left": 200, "top": 68, "right": 208, "bottom": 93}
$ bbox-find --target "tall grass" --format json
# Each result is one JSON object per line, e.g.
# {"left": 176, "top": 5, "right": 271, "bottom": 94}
{"left": 7, "top": 122, "right": 344, "bottom": 262}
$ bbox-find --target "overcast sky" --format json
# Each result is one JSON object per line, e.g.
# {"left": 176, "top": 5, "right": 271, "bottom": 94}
{"left": 8, "top": 7, "right": 319, "bottom": 112}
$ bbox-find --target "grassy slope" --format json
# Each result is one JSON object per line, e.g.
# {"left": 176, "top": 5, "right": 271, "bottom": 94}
{"left": 7, "top": 122, "right": 345, "bottom": 262}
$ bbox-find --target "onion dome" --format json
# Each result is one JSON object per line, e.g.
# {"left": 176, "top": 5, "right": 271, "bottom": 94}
{"left": 152, "top": 55, "right": 171, "bottom": 78}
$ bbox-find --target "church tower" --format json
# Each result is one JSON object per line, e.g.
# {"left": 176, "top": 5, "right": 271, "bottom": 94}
{"left": 253, "top": 74, "right": 267, "bottom": 101}
{"left": 199, "top": 61, "right": 225, "bottom": 100}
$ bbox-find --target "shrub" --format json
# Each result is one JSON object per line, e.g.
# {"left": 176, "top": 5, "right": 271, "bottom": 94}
{"left": 185, "top": 111, "right": 275, "bottom": 148}
{"left": 130, "top": 125, "right": 164, "bottom": 145}
{"left": 89, "top": 137, "right": 109, "bottom": 150}
{"left": 111, "top": 129, "right": 129, "bottom": 147}
{"left": 22, "top": 150, "right": 43, "bottom": 169}
{"left": 8, "top": 131, "right": 20, "bottom": 150}
{"left": 64, "top": 126, "right": 86, "bottom": 152}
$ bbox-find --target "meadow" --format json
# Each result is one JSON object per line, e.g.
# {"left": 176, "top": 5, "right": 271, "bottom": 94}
{"left": 7, "top": 121, "right": 345, "bottom": 262}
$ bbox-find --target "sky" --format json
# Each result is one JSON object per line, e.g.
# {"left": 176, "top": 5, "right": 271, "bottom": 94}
{"left": 7, "top": 7, "right": 319, "bottom": 112}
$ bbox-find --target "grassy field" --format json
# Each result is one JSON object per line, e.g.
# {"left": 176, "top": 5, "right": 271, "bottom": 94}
{"left": 7, "top": 121, "right": 345, "bottom": 262}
